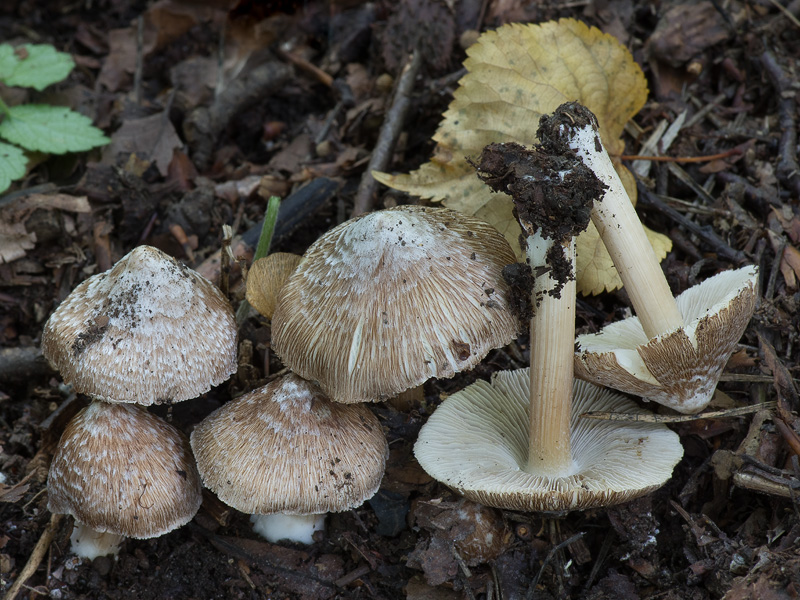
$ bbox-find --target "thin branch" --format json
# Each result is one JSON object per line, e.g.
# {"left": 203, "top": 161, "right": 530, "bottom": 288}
{"left": 351, "top": 50, "right": 422, "bottom": 216}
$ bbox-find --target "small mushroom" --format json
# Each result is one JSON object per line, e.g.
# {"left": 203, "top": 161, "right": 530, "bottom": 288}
{"left": 271, "top": 205, "right": 520, "bottom": 403}
{"left": 41, "top": 245, "right": 238, "bottom": 405}
{"left": 539, "top": 102, "right": 758, "bottom": 414}
{"left": 415, "top": 139, "right": 683, "bottom": 512}
{"left": 245, "top": 252, "right": 302, "bottom": 320}
{"left": 190, "top": 372, "right": 388, "bottom": 543}
{"left": 47, "top": 401, "right": 202, "bottom": 559}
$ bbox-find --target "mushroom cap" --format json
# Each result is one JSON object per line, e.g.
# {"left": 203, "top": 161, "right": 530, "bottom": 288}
{"left": 574, "top": 265, "right": 758, "bottom": 413}
{"left": 41, "top": 245, "right": 238, "bottom": 405}
{"left": 245, "top": 252, "right": 302, "bottom": 320}
{"left": 47, "top": 401, "right": 202, "bottom": 539}
{"left": 190, "top": 372, "right": 389, "bottom": 515}
{"left": 414, "top": 368, "right": 683, "bottom": 512}
{"left": 271, "top": 205, "right": 519, "bottom": 403}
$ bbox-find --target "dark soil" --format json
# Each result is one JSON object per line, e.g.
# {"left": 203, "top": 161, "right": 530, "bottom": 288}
{"left": 2, "top": 1, "right": 800, "bottom": 599}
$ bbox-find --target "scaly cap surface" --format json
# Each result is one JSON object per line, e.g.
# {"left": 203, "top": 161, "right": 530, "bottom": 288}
{"left": 41, "top": 245, "right": 238, "bottom": 405}
{"left": 47, "top": 401, "right": 202, "bottom": 538}
{"left": 191, "top": 373, "right": 388, "bottom": 515}
{"left": 271, "top": 205, "right": 519, "bottom": 403}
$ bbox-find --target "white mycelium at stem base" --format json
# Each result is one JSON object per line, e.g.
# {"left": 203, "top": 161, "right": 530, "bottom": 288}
{"left": 69, "top": 523, "right": 124, "bottom": 560}
{"left": 250, "top": 513, "right": 327, "bottom": 544}
{"left": 564, "top": 118, "right": 684, "bottom": 340}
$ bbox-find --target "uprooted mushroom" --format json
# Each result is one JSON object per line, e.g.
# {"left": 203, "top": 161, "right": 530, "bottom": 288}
{"left": 414, "top": 138, "right": 683, "bottom": 512}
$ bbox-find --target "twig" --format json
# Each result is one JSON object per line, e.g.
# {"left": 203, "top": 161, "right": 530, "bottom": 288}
{"left": 0, "top": 346, "right": 55, "bottom": 383}
{"left": 581, "top": 529, "right": 613, "bottom": 595}
{"left": 635, "top": 180, "right": 746, "bottom": 263}
{"left": 716, "top": 171, "right": 782, "bottom": 209}
{"left": 453, "top": 543, "right": 477, "bottom": 600}
{"left": 2, "top": 513, "right": 63, "bottom": 600}
{"left": 351, "top": 50, "right": 422, "bottom": 216}
{"left": 621, "top": 148, "right": 742, "bottom": 163}
{"left": 220, "top": 224, "right": 233, "bottom": 298}
{"left": 526, "top": 532, "right": 584, "bottom": 600}
{"left": 580, "top": 401, "right": 777, "bottom": 422}
{"left": 134, "top": 15, "right": 144, "bottom": 105}
{"left": 277, "top": 48, "right": 333, "bottom": 87}
{"left": 766, "top": 0, "right": 800, "bottom": 29}
{"left": 760, "top": 50, "right": 800, "bottom": 198}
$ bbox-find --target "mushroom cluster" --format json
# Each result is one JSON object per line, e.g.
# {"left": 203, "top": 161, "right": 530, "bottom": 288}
{"left": 189, "top": 204, "right": 520, "bottom": 543}
{"left": 42, "top": 245, "right": 238, "bottom": 558}
{"left": 416, "top": 137, "right": 683, "bottom": 512}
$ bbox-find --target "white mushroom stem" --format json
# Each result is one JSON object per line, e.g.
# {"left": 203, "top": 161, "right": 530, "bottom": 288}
{"left": 69, "top": 522, "right": 124, "bottom": 560}
{"left": 526, "top": 232, "right": 575, "bottom": 476}
{"left": 565, "top": 123, "right": 684, "bottom": 340}
{"left": 250, "top": 513, "right": 326, "bottom": 544}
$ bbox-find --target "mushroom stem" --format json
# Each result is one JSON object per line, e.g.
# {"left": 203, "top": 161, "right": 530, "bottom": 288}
{"left": 558, "top": 110, "right": 684, "bottom": 339}
{"left": 250, "top": 513, "right": 326, "bottom": 544}
{"left": 526, "top": 233, "right": 575, "bottom": 475}
{"left": 69, "top": 522, "right": 124, "bottom": 560}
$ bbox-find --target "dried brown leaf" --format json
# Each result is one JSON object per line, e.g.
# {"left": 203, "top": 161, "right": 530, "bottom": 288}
{"left": 374, "top": 19, "right": 671, "bottom": 294}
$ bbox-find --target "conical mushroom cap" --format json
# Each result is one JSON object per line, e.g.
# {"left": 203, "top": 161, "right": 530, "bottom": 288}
{"left": 574, "top": 266, "right": 758, "bottom": 413}
{"left": 47, "top": 401, "right": 202, "bottom": 538}
{"left": 414, "top": 368, "right": 683, "bottom": 512}
{"left": 271, "top": 205, "right": 519, "bottom": 403}
{"left": 42, "top": 245, "right": 238, "bottom": 405}
{"left": 191, "top": 373, "right": 388, "bottom": 515}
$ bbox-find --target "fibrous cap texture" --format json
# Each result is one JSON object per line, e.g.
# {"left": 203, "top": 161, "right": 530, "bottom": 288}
{"left": 414, "top": 367, "right": 683, "bottom": 512}
{"left": 574, "top": 265, "right": 758, "bottom": 413}
{"left": 190, "top": 372, "right": 389, "bottom": 515}
{"left": 271, "top": 205, "right": 519, "bottom": 403}
{"left": 41, "top": 245, "right": 238, "bottom": 405}
{"left": 47, "top": 401, "right": 202, "bottom": 538}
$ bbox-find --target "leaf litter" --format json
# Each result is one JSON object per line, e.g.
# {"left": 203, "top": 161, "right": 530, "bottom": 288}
{"left": 1, "top": 1, "right": 800, "bottom": 599}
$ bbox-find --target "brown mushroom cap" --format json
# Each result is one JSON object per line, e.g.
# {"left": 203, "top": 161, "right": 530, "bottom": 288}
{"left": 41, "top": 245, "right": 237, "bottom": 405}
{"left": 190, "top": 372, "right": 388, "bottom": 515}
{"left": 574, "top": 266, "right": 758, "bottom": 413}
{"left": 414, "top": 368, "right": 683, "bottom": 512}
{"left": 271, "top": 205, "right": 519, "bottom": 403}
{"left": 47, "top": 401, "right": 202, "bottom": 539}
{"left": 245, "top": 252, "right": 302, "bottom": 320}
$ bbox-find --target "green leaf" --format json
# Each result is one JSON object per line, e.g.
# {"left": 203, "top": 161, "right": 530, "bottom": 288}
{"left": 0, "top": 105, "right": 109, "bottom": 154}
{"left": 0, "top": 44, "right": 75, "bottom": 91}
{"left": 0, "top": 141, "right": 27, "bottom": 194}
{"left": 0, "top": 45, "right": 17, "bottom": 82}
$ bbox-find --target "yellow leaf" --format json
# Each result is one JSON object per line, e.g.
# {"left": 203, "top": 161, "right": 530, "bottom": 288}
{"left": 373, "top": 18, "right": 672, "bottom": 295}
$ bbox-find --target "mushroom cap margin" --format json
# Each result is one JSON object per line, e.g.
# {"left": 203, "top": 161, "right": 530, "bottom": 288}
{"left": 41, "top": 245, "right": 238, "bottom": 405}
{"left": 574, "top": 265, "right": 758, "bottom": 413}
{"left": 271, "top": 205, "right": 520, "bottom": 403}
{"left": 414, "top": 367, "right": 683, "bottom": 512}
{"left": 47, "top": 401, "right": 202, "bottom": 538}
{"left": 190, "top": 373, "right": 389, "bottom": 515}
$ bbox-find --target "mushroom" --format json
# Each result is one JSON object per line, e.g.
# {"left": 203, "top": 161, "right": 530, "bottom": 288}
{"left": 539, "top": 102, "right": 758, "bottom": 414}
{"left": 271, "top": 205, "right": 520, "bottom": 403}
{"left": 41, "top": 245, "right": 238, "bottom": 406}
{"left": 414, "top": 140, "right": 683, "bottom": 512}
{"left": 190, "top": 372, "right": 388, "bottom": 544}
{"left": 245, "top": 252, "right": 302, "bottom": 320}
{"left": 47, "top": 400, "right": 202, "bottom": 559}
